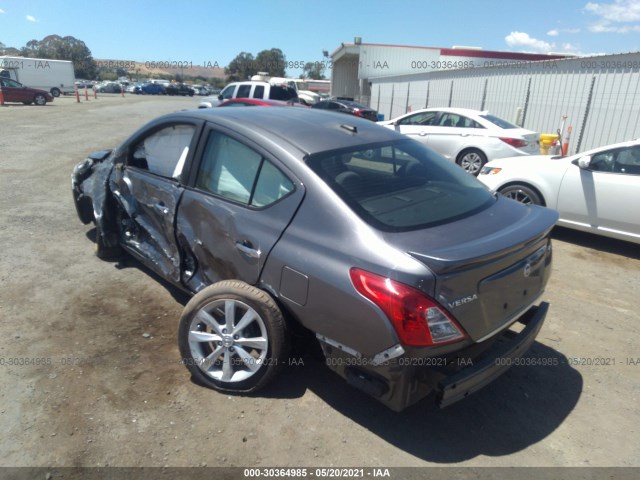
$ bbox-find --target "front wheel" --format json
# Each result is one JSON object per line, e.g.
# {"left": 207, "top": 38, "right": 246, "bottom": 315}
{"left": 499, "top": 184, "right": 543, "bottom": 205}
{"left": 178, "top": 281, "right": 289, "bottom": 393}
{"left": 456, "top": 149, "right": 487, "bottom": 176}
{"left": 34, "top": 94, "right": 47, "bottom": 106}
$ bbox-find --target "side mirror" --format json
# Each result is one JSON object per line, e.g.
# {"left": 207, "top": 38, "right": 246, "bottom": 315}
{"left": 218, "top": 94, "right": 223, "bottom": 101}
{"left": 577, "top": 155, "right": 592, "bottom": 169}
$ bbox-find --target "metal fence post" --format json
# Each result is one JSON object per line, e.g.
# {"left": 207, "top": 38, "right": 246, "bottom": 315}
{"left": 521, "top": 77, "right": 532, "bottom": 127}
{"left": 480, "top": 78, "right": 488, "bottom": 111}
{"left": 575, "top": 76, "right": 597, "bottom": 153}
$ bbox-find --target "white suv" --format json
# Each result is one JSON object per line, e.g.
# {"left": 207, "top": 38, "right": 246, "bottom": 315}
{"left": 198, "top": 80, "right": 299, "bottom": 108}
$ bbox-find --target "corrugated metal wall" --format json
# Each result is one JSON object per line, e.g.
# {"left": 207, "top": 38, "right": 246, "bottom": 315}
{"left": 369, "top": 53, "right": 640, "bottom": 154}
{"left": 331, "top": 56, "right": 360, "bottom": 99}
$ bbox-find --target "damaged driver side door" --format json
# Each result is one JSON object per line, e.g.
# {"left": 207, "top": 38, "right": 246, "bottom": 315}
{"left": 111, "top": 122, "right": 199, "bottom": 284}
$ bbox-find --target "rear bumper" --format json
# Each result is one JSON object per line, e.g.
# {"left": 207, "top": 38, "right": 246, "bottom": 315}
{"left": 436, "top": 301, "right": 548, "bottom": 407}
{"left": 320, "top": 302, "right": 549, "bottom": 411}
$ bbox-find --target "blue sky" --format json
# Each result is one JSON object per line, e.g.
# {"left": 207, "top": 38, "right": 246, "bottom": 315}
{"left": 1, "top": 0, "right": 640, "bottom": 74}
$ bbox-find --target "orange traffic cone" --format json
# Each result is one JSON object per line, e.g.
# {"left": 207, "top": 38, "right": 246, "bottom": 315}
{"left": 0, "top": 87, "right": 5, "bottom": 106}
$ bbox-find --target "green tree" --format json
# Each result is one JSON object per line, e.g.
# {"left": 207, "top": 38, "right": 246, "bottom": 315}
{"left": 17, "top": 35, "right": 97, "bottom": 79}
{"left": 255, "top": 48, "right": 286, "bottom": 77}
{"left": 225, "top": 52, "right": 257, "bottom": 82}
{"left": 97, "top": 71, "right": 117, "bottom": 81}
{"left": 302, "top": 61, "right": 326, "bottom": 80}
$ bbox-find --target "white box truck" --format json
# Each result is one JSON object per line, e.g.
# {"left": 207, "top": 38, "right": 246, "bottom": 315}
{"left": 0, "top": 56, "right": 75, "bottom": 97}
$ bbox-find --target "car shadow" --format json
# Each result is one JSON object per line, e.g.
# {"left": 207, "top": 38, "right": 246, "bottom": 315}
{"left": 86, "top": 230, "right": 582, "bottom": 461}
{"left": 86, "top": 228, "right": 191, "bottom": 305}
{"left": 552, "top": 226, "right": 640, "bottom": 259}
{"left": 0, "top": 103, "right": 55, "bottom": 107}
{"left": 265, "top": 341, "right": 582, "bottom": 462}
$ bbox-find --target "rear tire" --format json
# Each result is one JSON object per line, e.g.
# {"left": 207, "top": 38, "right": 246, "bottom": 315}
{"left": 178, "top": 281, "right": 289, "bottom": 393}
{"left": 50, "top": 88, "right": 61, "bottom": 98}
{"left": 456, "top": 149, "right": 487, "bottom": 176}
{"left": 499, "top": 184, "right": 543, "bottom": 205}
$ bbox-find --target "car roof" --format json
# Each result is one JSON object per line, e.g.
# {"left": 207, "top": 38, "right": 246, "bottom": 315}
{"left": 219, "top": 98, "right": 300, "bottom": 107}
{"left": 225, "top": 81, "right": 270, "bottom": 87}
{"left": 407, "top": 107, "right": 489, "bottom": 117}
{"left": 168, "top": 107, "right": 403, "bottom": 156}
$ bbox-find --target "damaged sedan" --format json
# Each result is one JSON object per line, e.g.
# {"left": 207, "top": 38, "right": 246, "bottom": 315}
{"left": 72, "top": 107, "right": 558, "bottom": 411}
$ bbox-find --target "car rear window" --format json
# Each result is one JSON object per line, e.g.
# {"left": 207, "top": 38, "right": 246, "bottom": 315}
{"left": 339, "top": 100, "right": 369, "bottom": 110}
{"left": 307, "top": 140, "right": 494, "bottom": 231}
{"left": 480, "top": 114, "right": 519, "bottom": 129}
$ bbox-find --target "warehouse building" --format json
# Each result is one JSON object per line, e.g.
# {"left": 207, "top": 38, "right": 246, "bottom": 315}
{"left": 330, "top": 40, "right": 640, "bottom": 154}
{"left": 329, "top": 39, "right": 568, "bottom": 102}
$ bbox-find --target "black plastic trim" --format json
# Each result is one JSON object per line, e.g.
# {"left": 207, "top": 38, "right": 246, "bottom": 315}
{"left": 437, "top": 302, "right": 548, "bottom": 408}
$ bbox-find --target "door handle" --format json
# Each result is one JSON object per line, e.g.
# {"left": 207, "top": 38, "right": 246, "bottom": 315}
{"left": 235, "top": 241, "right": 261, "bottom": 259}
{"left": 419, "top": 131, "right": 427, "bottom": 136}
{"left": 153, "top": 202, "right": 169, "bottom": 215}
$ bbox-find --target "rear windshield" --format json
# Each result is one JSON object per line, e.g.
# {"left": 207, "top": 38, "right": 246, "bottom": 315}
{"left": 307, "top": 140, "right": 494, "bottom": 232}
{"left": 480, "top": 114, "right": 519, "bottom": 129}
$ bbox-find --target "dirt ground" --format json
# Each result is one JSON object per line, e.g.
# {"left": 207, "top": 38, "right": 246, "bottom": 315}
{"left": 0, "top": 95, "right": 639, "bottom": 471}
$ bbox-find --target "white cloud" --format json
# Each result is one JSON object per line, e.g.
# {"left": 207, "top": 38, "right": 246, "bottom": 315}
{"left": 590, "top": 22, "right": 640, "bottom": 32}
{"left": 585, "top": 0, "right": 640, "bottom": 21}
{"left": 504, "top": 31, "right": 590, "bottom": 55}
{"left": 26, "top": 14, "right": 38, "bottom": 22}
{"left": 505, "top": 31, "right": 554, "bottom": 52}
{"left": 547, "top": 27, "right": 580, "bottom": 37}
{"left": 0, "top": 8, "right": 5, "bottom": 14}
{"left": 585, "top": 0, "right": 640, "bottom": 33}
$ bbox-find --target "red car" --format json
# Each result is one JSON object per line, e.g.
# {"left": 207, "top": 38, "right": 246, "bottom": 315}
{"left": 217, "top": 98, "right": 308, "bottom": 107}
{"left": 0, "top": 77, "right": 54, "bottom": 105}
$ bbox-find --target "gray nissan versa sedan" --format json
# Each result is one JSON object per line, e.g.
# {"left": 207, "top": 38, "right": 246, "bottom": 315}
{"left": 71, "top": 107, "right": 558, "bottom": 411}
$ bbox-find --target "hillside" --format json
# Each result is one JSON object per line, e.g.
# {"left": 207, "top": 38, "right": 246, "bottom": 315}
{"left": 95, "top": 59, "right": 226, "bottom": 81}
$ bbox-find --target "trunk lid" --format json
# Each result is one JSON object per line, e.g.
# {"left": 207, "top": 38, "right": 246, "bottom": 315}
{"left": 521, "top": 131, "right": 541, "bottom": 154}
{"left": 383, "top": 197, "right": 558, "bottom": 342}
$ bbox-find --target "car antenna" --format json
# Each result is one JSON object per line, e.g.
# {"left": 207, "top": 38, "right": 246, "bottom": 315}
{"left": 340, "top": 124, "right": 358, "bottom": 134}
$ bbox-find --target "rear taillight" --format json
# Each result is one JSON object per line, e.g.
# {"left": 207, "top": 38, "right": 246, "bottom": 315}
{"left": 349, "top": 268, "right": 467, "bottom": 347}
{"left": 353, "top": 109, "right": 364, "bottom": 117}
{"left": 500, "top": 137, "right": 528, "bottom": 148}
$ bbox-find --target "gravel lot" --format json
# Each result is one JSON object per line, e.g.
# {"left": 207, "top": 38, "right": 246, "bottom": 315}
{"left": 0, "top": 95, "right": 639, "bottom": 471}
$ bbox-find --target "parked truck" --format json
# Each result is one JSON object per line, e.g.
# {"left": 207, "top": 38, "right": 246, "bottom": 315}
{"left": 250, "top": 73, "right": 321, "bottom": 105}
{"left": 0, "top": 56, "right": 75, "bottom": 97}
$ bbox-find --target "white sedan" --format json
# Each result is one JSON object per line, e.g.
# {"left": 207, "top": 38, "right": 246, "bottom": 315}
{"left": 478, "top": 139, "right": 640, "bottom": 244}
{"left": 378, "top": 107, "right": 539, "bottom": 175}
